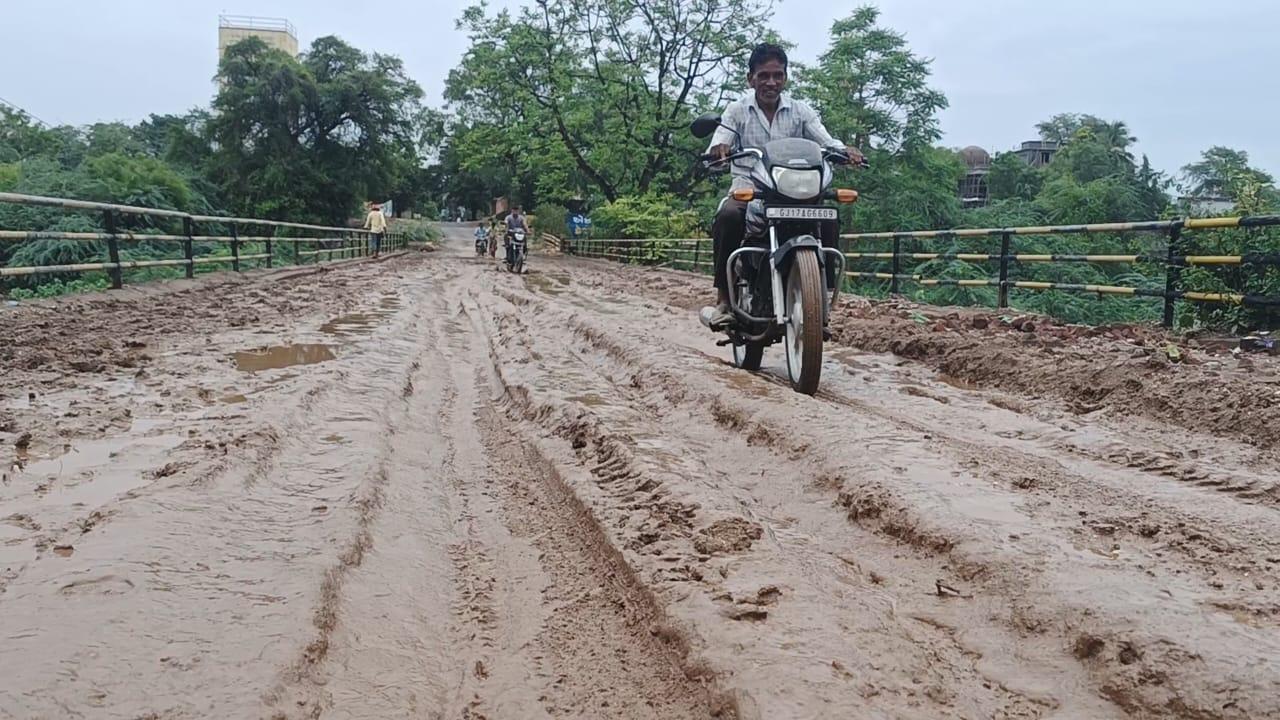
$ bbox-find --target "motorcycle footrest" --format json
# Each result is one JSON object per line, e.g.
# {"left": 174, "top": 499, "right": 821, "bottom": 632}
{"left": 716, "top": 338, "right": 736, "bottom": 347}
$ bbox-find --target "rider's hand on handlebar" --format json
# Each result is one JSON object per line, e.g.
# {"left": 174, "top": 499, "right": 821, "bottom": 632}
{"left": 845, "top": 145, "right": 868, "bottom": 167}
{"left": 709, "top": 143, "right": 733, "bottom": 162}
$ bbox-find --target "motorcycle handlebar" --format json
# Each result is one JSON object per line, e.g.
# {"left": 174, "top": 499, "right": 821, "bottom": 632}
{"left": 701, "top": 148, "right": 764, "bottom": 165}
{"left": 702, "top": 148, "right": 868, "bottom": 169}
{"left": 824, "top": 149, "right": 871, "bottom": 169}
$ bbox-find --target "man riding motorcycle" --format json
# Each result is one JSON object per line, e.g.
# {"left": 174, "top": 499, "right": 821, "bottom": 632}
{"left": 704, "top": 43, "right": 864, "bottom": 328}
{"left": 474, "top": 222, "right": 490, "bottom": 254}
{"left": 504, "top": 206, "right": 530, "bottom": 267}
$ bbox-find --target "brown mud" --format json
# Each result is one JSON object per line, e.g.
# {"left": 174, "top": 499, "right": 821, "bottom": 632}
{"left": 1, "top": 226, "right": 1278, "bottom": 718}
{"left": 607, "top": 266, "right": 1280, "bottom": 450}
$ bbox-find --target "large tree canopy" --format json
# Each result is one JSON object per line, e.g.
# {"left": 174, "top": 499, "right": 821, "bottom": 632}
{"left": 445, "top": 0, "right": 771, "bottom": 203}
{"left": 208, "top": 35, "right": 425, "bottom": 224}
{"left": 1181, "top": 146, "right": 1275, "bottom": 203}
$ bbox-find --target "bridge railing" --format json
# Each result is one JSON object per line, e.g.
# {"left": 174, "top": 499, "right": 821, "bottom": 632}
{"left": 553, "top": 215, "right": 1280, "bottom": 327}
{"left": 0, "top": 192, "right": 406, "bottom": 291}
{"left": 841, "top": 216, "right": 1280, "bottom": 326}
{"left": 556, "top": 235, "right": 713, "bottom": 272}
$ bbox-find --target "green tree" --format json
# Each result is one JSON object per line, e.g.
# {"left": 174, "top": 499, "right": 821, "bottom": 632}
{"left": 85, "top": 123, "right": 146, "bottom": 158}
{"left": 83, "top": 153, "right": 193, "bottom": 210}
{"left": 1180, "top": 146, "right": 1275, "bottom": 202}
{"left": 446, "top": 0, "right": 771, "bottom": 203}
{"left": 1035, "top": 175, "right": 1145, "bottom": 224}
{"left": 1136, "top": 154, "right": 1171, "bottom": 218}
{"left": 796, "top": 6, "right": 958, "bottom": 232}
{"left": 798, "top": 6, "right": 946, "bottom": 153}
{"left": 1035, "top": 113, "right": 1090, "bottom": 145}
{"left": 207, "top": 35, "right": 425, "bottom": 224}
{"left": 987, "top": 152, "right": 1044, "bottom": 201}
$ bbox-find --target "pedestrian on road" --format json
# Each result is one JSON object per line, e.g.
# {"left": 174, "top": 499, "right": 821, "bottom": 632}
{"left": 364, "top": 203, "right": 387, "bottom": 257}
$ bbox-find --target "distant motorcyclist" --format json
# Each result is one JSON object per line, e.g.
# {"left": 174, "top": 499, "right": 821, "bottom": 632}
{"left": 474, "top": 222, "right": 490, "bottom": 254}
{"left": 504, "top": 206, "right": 530, "bottom": 267}
{"left": 704, "top": 43, "right": 864, "bottom": 327}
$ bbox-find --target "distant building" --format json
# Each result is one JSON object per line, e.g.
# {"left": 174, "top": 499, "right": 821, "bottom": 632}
{"left": 218, "top": 15, "right": 298, "bottom": 61}
{"left": 957, "top": 139, "right": 1062, "bottom": 207}
{"left": 1179, "top": 195, "right": 1235, "bottom": 216}
{"left": 959, "top": 146, "right": 991, "bottom": 208}
{"left": 1014, "top": 140, "right": 1060, "bottom": 168}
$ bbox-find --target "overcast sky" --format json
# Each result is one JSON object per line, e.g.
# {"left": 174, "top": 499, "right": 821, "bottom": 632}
{"left": 1, "top": 0, "right": 1275, "bottom": 179}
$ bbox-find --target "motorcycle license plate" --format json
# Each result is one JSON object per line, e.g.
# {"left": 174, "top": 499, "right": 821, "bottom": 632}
{"left": 766, "top": 207, "right": 837, "bottom": 220}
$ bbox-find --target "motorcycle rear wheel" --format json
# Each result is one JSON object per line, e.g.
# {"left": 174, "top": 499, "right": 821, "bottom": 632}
{"left": 783, "top": 251, "right": 824, "bottom": 395}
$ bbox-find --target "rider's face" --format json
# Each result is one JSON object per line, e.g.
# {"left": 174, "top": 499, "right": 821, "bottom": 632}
{"left": 749, "top": 59, "right": 787, "bottom": 105}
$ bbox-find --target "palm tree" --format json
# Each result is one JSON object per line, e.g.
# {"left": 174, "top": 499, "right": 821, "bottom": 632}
{"left": 1089, "top": 120, "right": 1136, "bottom": 163}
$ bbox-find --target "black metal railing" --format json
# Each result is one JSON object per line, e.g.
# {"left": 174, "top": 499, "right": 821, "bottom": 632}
{"left": 551, "top": 214, "right": 1280, "bottom": 327}
{"left": 841, "top": 216, "right": 1280, "bottom": 326}
{"left": 555, "top": 235, "right": 713, "bottom": 272}
{"left": 1, "top": 192, "right": 405, "bottom": 292}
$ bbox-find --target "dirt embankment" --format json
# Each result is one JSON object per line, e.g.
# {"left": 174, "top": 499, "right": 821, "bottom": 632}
{"left": 595, "top": 265, "right": 1280, "bottom": 451}
{"left": 1, "top": 258, "right": 404, "bottom": 385}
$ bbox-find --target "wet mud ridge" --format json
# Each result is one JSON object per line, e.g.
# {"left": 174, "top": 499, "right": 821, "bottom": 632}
{"left": 2, "top": 226, "right": 1279, "bottom": 718}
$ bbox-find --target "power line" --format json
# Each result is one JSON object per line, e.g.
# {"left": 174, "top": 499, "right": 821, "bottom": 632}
{"left": 0, "top": 96, "right": 51, "bottom": 127}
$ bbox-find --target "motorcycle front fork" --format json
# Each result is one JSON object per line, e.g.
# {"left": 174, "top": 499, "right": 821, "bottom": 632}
{"left": 768, "top": 227, "right": 786, "bottom": 325}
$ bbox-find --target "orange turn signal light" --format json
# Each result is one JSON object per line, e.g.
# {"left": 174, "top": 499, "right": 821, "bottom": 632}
{"left": 731, "top": 188, "right": 755, "bottom": 202}
{"left": 835, "top": 189, "right": 859, "bottom": 203}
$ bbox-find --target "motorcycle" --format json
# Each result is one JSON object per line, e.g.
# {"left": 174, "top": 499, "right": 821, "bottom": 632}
{"left": 690, "top": 112, "right": 862, "bottom": 395}
{"left": 505, "top": 229, "right": 527, "bottom": 274}
{"left": 475, "top": 233, "right": 489, "bottom": 256}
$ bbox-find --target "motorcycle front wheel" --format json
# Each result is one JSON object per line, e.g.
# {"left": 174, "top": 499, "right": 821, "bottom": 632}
{"left": 783, "top": 250, "right": 824, "bottom": 395}
{"left": 732, "top": 340, "right": 764, "bottom": 370}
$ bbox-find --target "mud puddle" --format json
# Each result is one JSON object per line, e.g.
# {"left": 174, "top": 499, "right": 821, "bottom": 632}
{"left": 0, "top": 523, "right": 34, "bottom": 566}
{"left": 320, "top": 294, "right": 403, "bottom": 337}
{"left": 524, "top": 274, "right": 564, "bottom": 295}
{"left": 565, "top": 392, "right": 608, "bottom": 407}
{"left": 11, "top": 418, "right": 184, "bottom": 507}
{"left": 828, "top": 346, "right": 872, "bottom": 371}
{"left": 231, "top": 344, "right": 335, "bottom": 372}
{"left": 710, "top": 365, "right": 773, "bottom": 398}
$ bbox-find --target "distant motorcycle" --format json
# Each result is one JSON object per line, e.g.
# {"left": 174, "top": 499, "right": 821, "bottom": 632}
{"left": 475, "top": 233, "right": 489, "bottom": 256}
{"left": 505, "top": 229, "right": 527, "bottom": 274}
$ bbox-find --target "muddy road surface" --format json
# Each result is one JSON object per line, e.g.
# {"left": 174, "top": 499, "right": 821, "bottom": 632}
{"left": 2, "top": 223, "right": 1278, "bottom": 719}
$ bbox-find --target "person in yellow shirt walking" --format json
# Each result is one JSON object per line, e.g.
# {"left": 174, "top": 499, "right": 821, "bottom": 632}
{"left": 363, "top": 203, "right": 388, "bottom": 257}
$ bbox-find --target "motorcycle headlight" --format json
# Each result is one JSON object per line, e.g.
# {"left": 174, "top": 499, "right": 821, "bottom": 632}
{"left": 771, "top": 168, "right": 821, "bottom": 200}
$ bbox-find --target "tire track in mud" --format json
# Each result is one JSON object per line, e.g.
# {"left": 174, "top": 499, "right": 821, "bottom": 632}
{"left": 476, "top": 283, "right": 1070, "bottom": 718}
{"left": 1, "top": 260, "right": 447, "bottom": 719}
{"left": 495, "top": 261, "right": 1280, "bottom": 719}
{"left": 267, "top": 258, "right": 728, "bottom": 720}
{"left": 459, "top": 290, "right": 738, "bottom": 719}
{"left": 261, "top": 315, "right": 433, "bottom": 718}
{"left": 9, "top": 238, "right": 1278, "bottom": 718}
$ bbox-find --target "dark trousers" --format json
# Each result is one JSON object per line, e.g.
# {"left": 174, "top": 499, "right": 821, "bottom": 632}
{"left": 711, "top": 199, "right": 840, "bottom": 295}
{"left": 371, "top": 233, "right": 383, "bottom": 256}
